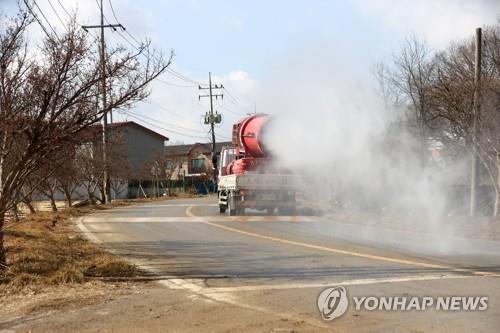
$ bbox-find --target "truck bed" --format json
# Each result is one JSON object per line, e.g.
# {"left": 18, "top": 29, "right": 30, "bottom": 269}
{"left": 218, "top": 173, "right": 301, "bottom": 191}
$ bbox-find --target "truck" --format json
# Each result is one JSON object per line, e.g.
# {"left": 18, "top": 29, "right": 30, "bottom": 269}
{"left": 217, "top": 114, "right": 300, "bottom": 215}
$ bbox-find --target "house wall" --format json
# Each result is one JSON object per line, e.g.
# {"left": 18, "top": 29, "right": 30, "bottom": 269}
{"left": 168, "top": 153, "right": 212, "bottom": 180}
{"left": 187, "top": 147, "right": 211, "bottom": 175}
{"left": 122, "top": 125, "right": 166, "bottom": 179}
{"left": 33, "top": 179, "right": 129, "bottom": 201}
{"left": 29, "top": 122, "right": 169, "bottom": 203}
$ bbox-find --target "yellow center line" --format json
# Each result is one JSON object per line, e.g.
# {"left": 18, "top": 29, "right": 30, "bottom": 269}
{"left": 185, "top": 206, "right": 499, "bottom": 277}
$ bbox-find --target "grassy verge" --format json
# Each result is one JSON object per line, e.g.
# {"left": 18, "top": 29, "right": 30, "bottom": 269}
{"left": 0, "top": 194, "right": 201, "bottom": 290}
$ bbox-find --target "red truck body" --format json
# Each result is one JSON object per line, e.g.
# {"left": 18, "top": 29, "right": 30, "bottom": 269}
{"left": 217, "top": 114, "right": 298, "bottom": 215}
{"left": 225, "top": 114, "right": 270, "bottom": 175}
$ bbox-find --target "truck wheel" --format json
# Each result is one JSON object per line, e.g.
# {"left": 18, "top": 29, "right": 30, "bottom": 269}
{"left": 219, "top": 205, "right": 226, "bottom": 213}
{"left": 227, "top": 194, "right": 238, "bottom": 216}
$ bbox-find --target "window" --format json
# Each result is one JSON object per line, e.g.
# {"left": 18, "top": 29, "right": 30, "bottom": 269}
{"left": 189, "top": 158, "right": 205, "bottom": 172}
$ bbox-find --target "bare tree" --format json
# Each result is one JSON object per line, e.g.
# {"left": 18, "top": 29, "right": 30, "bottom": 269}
{"left": 379, "top": 35, "right": 437, "bottom": 165}
{"left": 378, "top": 25, "right": 500, "bottom": 216}
{"left": 39, "top": 175, "right": 59, "bottom": 212}
{"left": 479, "top": 26, "right": 500, "bottom": 215}
{"left": 107, "top": 131, "right": 133, "bottom": 200}
{"left": 0, "top": 8, "right": 172, "bottom": 268}
{"left": 161, "top": 154, "right": 184, "bottom": 194}
{"left": 431, "top": 26, "right": 500, "bottom": 216}
{"left": 74, "top": 143, "right": 101, "bottom": 204}
{"left": 57, "top": 163, "right": 80, "bottom": 208}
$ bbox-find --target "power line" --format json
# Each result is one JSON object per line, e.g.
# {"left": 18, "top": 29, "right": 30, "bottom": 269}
{"left": 23, "top": 0, "right": 54, "bottom": 40}
{"left": 125, "top": 109, "right": 207, "bottom": 134}
{"left": 96, "top": 1, "right": 141, "bottom": 53}
{"left": 108, "top": 0, "right": 120, "bottom": 23}
{"left": 120, "top": 111, "right": 208, "bottom": 140}
{"left": 120, "top": 111, "right": 209, "bottom": 140}
{"left": 55, "top": 0, "right": 101, "bottom": 45}
{"left": 123, "top": 28, "right": 142, "bottom": 46}
{"left": 223, "top": 87, "right": 253, "bottom": 114}
{"left": 167, "top": 67, "right": 204, "bottom": 85}
{"left": 95, "top": 5, "right": 233, "bottom": 145}
{"left": 216, "top": 102, "right": 246, "bottom": 116}
{"left": 106, "top": 20, "right": 204, "bottom": 87}
{"left": 46, "top": 0, "right": 68, "bottom": 31}
{"left": 106, "top": 17, "right": 222, "bottom": 111}
{"left": 215, "top": 132, "right": 231, "bottom": 140}
{"left": 55, "top": 0, "right": 71, "bottom": 17}
{"left": 93, "top": 1, "right": 248, "bottom": 139}
{"left": 148, "top": 100, "right": 199, "bottom": 123}
{"left": 156, "top": 78, "right": 197, "bottom": 88}
{"left": 225, "top": 96, "right": 253, "bottom": 115}
{"left": 105, "top": 24, "right": 210, "bottom": 124}
{"left": 32, "top": 0, "right": 60, "bottom": 38}
{"left": 56, "top": 0, "right": 246, "bottom": 110}
{"left": 56, "top": 0, "right": 246, "bottom": 135}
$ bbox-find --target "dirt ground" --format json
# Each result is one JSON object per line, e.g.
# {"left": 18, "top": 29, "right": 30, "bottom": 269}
{"left": 1, "top": 281, "right": 146, "bottom": 326}
{"left": 1, "top": 281, "right": 329, "bottom": 333}
{"left": 0, "top": 195, "right": 216, "bottom": 333}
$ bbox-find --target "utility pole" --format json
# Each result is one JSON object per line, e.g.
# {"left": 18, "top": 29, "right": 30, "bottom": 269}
{"left": 82, "top": 0, "right": 124, "bottom": 204}
{"left": 199, "top": 72, "right": 223, "bottom": 177}
{"left": 470, "top": 27, "right": 482, "bottom": 217}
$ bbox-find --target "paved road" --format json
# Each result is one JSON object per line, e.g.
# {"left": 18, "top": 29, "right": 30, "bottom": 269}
{"left": 79, "top": 196, "right": 500, "bottom": 332}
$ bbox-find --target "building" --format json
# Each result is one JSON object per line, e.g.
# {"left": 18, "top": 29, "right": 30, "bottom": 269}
{"left": 57, "top": 121, "right": 170, "bottom": 200}
{"left": 32, "top": 120, "right": 170, "bottom": 204}
{"left": 165, "top": 142, "right": 231, "bottom": 186}
{"left": 109, "top": 121, "right": 169, "bottom": 176}
{"left": 105, "top": 121, "right": 169, "bottom": 198}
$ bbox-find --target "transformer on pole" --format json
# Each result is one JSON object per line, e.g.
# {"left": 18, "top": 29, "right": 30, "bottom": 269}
{"left": 199, "top": 72, "right": 223, "bottom": 175}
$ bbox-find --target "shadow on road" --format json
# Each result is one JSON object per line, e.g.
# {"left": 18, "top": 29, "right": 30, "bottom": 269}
{"left": 101, "top": 239, "right": 499, "bottom": 279}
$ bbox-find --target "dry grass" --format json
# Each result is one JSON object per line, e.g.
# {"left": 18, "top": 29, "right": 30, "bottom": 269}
{"left": 0, "top": 198, "right": 173, "bottom": 290}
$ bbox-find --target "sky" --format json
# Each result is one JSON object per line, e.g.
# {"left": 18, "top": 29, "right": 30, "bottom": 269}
{"left": 2, "top": 0, "right": 500, "bottom": 144}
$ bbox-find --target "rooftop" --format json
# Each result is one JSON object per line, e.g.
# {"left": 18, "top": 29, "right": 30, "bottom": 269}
{"left": 165, "top": 141, "right": 232, "bottom": 157}
{"left": 87, "top": 121, "right": 169, "bottom": 141}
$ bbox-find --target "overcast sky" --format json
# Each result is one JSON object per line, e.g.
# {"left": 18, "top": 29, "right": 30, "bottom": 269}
{"left": 3, "top": 0, "right": 500, "bottom": 143}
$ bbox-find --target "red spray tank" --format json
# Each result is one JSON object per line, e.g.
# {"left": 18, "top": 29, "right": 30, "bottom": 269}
{"left": 225, "top": 114, "right": 270, "bottom": 175}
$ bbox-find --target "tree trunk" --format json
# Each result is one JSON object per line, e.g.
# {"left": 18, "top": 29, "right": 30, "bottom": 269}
{"left": 63, "top": 188, "right": 73, "bottom": 207}
{"left": 87, "top": 187, "right": 96, "bottom": 205}
{"left": 495, "top": 155, "right": 499, "bottom": 217}
{"left": 494, "top": 190, "right": 499, "bottom": 217}
{"left": 100, "top": 181, "right": 106, "bottom": 203}
{"left": 23, "top": 199, "right": 36, "bottom": 214}
{"left": 49, "top": 194, "right": 58, "bottom": 212}
{"left": 0, "top": 212, "right": 6, "bottom": 270}
{"left": 419, "top": 106, "right": 427, "bottom": 168}
{"left": 12, "top": 205, "right": 20, "bottom": 222}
